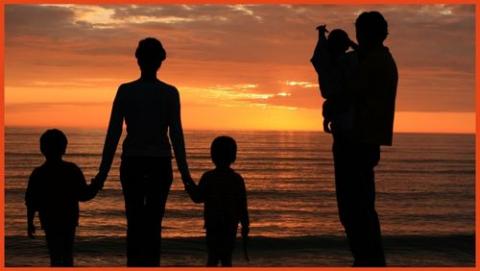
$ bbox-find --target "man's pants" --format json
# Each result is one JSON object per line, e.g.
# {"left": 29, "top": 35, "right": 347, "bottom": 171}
{"left": 120, "top": 157, "right": 173, "bottom": 267}
{"left": 332, "top": 134, "right": 386, "bottom": 266}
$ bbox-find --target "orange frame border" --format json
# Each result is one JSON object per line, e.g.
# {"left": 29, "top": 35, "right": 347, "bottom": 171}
{"left": 0, "top": 0, "right": 477, "bottom": 270}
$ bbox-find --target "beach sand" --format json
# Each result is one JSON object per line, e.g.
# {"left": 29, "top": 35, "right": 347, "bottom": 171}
{"left": 6, "top": 234, "right": 474, "bottom": 267}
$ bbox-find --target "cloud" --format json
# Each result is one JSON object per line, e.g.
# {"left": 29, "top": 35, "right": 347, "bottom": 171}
{"left": 6, "top": 5, "right": 74, "bottom": 36}
{"left": 285, "top": 81, "right": 318, "bottom": 88}
{"left": 178, "top": 82, "right": 321, "bottom": 110}
{"left": 6, "top": 101, "right": 109, "bottom": 113}
{"left": 5, "top": 4, "right": 475, "bottom": 114}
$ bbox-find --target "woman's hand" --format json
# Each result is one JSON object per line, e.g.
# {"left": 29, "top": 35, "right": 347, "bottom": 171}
{"left": 92, "top": 172, "right": 107, "bottom": 191}
{"left": 181, "top": 174, "right": 194, "bottom": 187}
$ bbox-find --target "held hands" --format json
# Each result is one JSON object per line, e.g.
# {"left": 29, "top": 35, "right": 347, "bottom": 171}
{"left": 181, "top": 174, "right": 195, "bottom": 189}
{"left": 91, "top": 172, "right": 107, "bottom": 191}
{"left": 90, "top": 178, "right": 104, "bottom": 195}
{"left": 349, "top": 39, "right": 359, "bottom": 50}
{"left": 27, "top": 223, "right": 36, "bottom": 239}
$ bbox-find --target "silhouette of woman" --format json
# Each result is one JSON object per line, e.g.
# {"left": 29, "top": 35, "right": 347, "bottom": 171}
{"left": 94, "top": 37, "right": 192, "bottom": 267}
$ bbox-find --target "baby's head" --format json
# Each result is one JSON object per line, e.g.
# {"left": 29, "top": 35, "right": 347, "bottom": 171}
{"left": 40, "top": 129, "right": 68, "bottom": 161}
{"left": 211, "top": 136, "right": 237, "bottom": 168}
{"left": 328, "top": 29, "right": 352, "bottom": 54}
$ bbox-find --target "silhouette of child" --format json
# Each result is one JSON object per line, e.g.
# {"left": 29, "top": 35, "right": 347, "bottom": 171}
{"left": 311, "top": 25, "right": 358, "bottom": 133}
{"left": 25, "top": 129, "right": 100, "bottom": 266}
{"left": 183, "top": 136, "right": 249, "bottom": 267}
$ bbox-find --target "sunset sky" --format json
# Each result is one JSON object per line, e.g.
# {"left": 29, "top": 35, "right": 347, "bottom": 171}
{"left": 5, "top": 4, "right": 475, "bottom": 133}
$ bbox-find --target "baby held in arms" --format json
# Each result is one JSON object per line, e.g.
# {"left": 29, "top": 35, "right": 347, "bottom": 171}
{"left": 311, "top": 24, "right": 358, "bottom": 134}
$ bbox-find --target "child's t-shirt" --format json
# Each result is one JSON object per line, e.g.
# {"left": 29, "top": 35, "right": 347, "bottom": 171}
{"left": 187, "top": 168, "right": 249, "bottom": 230}
{"left": 25, "top": 160, "right": 96, "bottom": 230}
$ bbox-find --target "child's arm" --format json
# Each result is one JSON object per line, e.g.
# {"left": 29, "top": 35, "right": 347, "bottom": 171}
{"left": 239, "top": 176, "right": 250, "bottom": 237}
{"left": 183, "top": 175, "right": 205, "bottom": 203}
{"left": 74, "top": 165, "right": 99, "bottom": 202}
{"left": 25, "top": 170, "right": 38, "bottom": 239}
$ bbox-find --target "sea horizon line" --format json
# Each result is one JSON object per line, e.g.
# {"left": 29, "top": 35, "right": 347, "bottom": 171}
{"left": 4, "top": 125, "right": 475, "bottom": 136}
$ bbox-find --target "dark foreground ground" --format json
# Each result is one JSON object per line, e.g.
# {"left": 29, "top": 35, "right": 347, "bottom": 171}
{"left": 6, "top": 234, "right": 474, "bottom": 267}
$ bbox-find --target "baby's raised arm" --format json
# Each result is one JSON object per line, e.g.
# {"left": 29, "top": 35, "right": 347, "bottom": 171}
{"left": 316, "top": 24, "right": 328, "bottom": 38}
{"left": 311, "top": 24, "right": 329, "bottom": 66}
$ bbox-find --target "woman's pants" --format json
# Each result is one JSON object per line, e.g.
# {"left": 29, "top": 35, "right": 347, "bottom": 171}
{"left": 120, "top": 157, "right": 173, "bottom": 267}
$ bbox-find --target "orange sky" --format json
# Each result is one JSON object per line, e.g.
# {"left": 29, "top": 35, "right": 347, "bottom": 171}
{"left": 5, "top": 4, "right": 475, "bottom": 133}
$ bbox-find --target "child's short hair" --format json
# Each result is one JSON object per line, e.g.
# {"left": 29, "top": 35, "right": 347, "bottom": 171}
{"left": 40, "top": 129, "right": 68, "bottom": 159}
{"left": 328, "top": 29, "right": 351, "bottom": 53}
{"left": 211, "top": 136, "right": 237, "bottom": 167}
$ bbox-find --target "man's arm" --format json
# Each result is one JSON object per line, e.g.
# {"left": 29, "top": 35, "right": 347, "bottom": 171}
{"left": 95, "top": 86, "right": 124, "bottom": 187}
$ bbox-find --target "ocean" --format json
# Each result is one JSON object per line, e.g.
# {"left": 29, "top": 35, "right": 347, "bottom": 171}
{"left": 4, "top": 127, "right": 475, "bottom": 266}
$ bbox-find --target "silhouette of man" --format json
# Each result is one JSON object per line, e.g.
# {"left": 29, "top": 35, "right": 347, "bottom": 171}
{"left": 94, "top": 38, "right": 192, "bottom": 267}
{"left": 312, "top": 11, "right": 398, "bottom": 266}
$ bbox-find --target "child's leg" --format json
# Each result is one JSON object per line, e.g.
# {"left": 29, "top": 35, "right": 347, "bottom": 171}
{"left": 206, "top": 229, "right": 220, "bottom": 267}
{"left": 44, "top": 228, "right": 63, "bottom": 266}
{"left": 219, "top": 227, "right": 237, "bottom": 267}
{"left": 60, "top": 227, "right": 76, "bottom": 266}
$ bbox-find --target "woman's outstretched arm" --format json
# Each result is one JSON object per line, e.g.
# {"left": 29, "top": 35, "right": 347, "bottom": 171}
{"left": 95, "top": 86, "right": 124, "bottom": 187}
{"left": 169, "top": 87, "right": 191, "bottom": 181}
